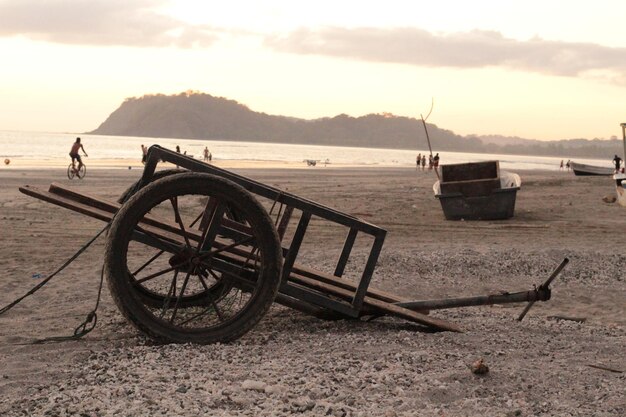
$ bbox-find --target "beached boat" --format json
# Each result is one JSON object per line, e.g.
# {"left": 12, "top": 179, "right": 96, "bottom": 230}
{"left": 570, "top": 161, "right": 614, "bottom": 176}
{"left": 433, "top": 161, "right": 521, "bottom": 220}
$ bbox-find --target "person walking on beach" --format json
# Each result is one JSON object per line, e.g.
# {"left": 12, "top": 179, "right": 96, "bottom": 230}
{"left": 428, "top": 155, "right": 434, "bottom": 170}
{"left": 613, "top": 154, "right": 623, "bottom": 173}
{"left": 203, "top": 146, "right": 210, "bottom": 162}
{"left": 421, "top": 155, "right": 426, "bottom": 170}
{"left": 566, "top": 160, "right": 571, "bottom": 171}
{"left": 560, "top": 160, "right": 564, "bottom": 170}
{"left": 416, "top": 153, "right": 421, "bottom": 170}
{"left": 141, "top": 144, "right": 148, "bottom": 164}
{"left": 69, "top": 137, "right": 87, "bottom": 173}
{"left": 433, "top": 153, "right": 440, "bottom": 170}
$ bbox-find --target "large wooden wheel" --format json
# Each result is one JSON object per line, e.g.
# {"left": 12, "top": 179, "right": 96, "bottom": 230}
{"left": 105, "top": 173, "right": 282, "bottom": 344}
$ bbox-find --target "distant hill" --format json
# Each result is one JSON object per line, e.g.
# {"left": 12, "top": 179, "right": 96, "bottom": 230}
{"left": 90, "top": 91, "right": 623, "bottom": 159}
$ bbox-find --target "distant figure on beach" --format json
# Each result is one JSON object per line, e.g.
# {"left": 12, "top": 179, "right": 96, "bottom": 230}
{"left": 613, "top": 154, "right": 623, "bottom": 172}
{"left": 428, "top": 155, "right": 434, "bottom": 170}
{"left": 141, "top": 144, "right": 148, "bottom": 164}
{"left": 421, "top": 155, "right": 426, "bottom": 170}
{"left": 566, "top": 160, "right": 571, "bottom": 171}
{"left": 69, "top": 137, "right": 87, "bottom": 173}
{"left": 203, "top": 146, "right": 210, "bottom": 162}
{"left": 433, "top": 153, "right": 440, "bottom": 170}
{"left": 560, "top": 160, "right": 564, "bottom": 170}
{"left": 416, "top": 153, "right": 421, "bottom": 170}
{"left": 176, "top": 145, "right": 180, "bottom": 153}
{"left": 324, "top": 158, "right": 329, "bottom": 167}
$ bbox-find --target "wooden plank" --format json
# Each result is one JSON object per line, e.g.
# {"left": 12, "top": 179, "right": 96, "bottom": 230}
{"left": 20, "top": 185, "right": 197, "bottom": 246}
{"left": 20, "top": 185, "right": 116, "bottom": 223}
{"left": 49, "top": 183, "right": 120, "bottom": 213}
{"left": 291, "top": 273, "right": 460, "bottom": 332}
{"left": 439, "top": 178, "right": 501, "bottom": 197}
{"left": 441, "top": 161, "right": 499, "bottom": 183}
{"left": 292, "top": 263, "right": 412, "bottom": 304}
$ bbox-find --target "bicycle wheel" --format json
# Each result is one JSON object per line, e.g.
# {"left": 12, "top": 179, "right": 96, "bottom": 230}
{"left": 105, "top": 173, "right": 282, "bottom": 344}
{"left": 76, "top": 164, "right": 86, "bottom": 179}
{"left": 67, "top": 164, "right": 75, "bottom": 179}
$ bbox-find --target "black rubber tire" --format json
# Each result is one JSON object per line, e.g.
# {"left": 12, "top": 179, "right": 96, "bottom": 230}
{"left": 118, "top": 169, "right": 186, "bottom": 204}
{"left": 67, "top": 164, "right": 75, "bottom": 180}
{"left": 105, "top": 172, "right": 282, "bottom": 344}
{"left": 76, "top": 164, "right": 86, "bottom": 179}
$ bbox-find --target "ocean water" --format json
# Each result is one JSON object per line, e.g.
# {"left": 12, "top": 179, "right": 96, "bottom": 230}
{"left": 0, "top": 130, "right": 615, "bottom": 171}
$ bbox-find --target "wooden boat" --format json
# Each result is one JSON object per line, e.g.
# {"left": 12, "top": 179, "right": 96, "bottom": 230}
{"left": 570, "top": 161, "right": 614, "bottom": 176}
{"left": 433, "top": 161, "right": 521, "bottom": 220}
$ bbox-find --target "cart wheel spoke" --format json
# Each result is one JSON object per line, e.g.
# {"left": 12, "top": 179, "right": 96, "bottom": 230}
{"left": 196, "top": 199, "right": 228, "bottom": 254}
{"left": 159, "top": 271, "right": 178, "bottom": 319}
{"left": 132, "top": 250, "right": 165, "bottom": 276}
{"left": 134, "top": 264, "right": 181, "bottom": 285}
{"left": 198, "top": 272, "right": 225, "bottom": 321}
{"left": 169, "top": 272, "right": 192, "bottom": 323}
{"left": 170, "top": 197, "right": 192, "bottom": 248}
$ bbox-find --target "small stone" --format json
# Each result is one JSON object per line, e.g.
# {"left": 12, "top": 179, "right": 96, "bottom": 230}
{"left": 264, "top": 384, "right": 286, "bottom": 395}
{"left": 242, "top": 379, "right": 267, "bottom": 392}
{"left": 470, "top": 358, "right": 490, "bottom": 375}
{"left": 176, "top": 385, "right": 188, "bottom": 393}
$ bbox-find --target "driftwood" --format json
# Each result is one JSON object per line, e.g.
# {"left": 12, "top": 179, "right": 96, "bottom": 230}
{"left": 587, "top": 364, "right": 624, "bottom": 374}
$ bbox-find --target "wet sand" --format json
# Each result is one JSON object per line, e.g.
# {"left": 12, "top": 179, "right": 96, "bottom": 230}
{"left": 0, "top": 165, "right": 624, "bottom": 416}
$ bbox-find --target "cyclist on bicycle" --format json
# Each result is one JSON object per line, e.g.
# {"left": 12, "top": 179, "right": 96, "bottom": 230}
{"left": 69, "top": 137, "right": 88, "bottom": 173}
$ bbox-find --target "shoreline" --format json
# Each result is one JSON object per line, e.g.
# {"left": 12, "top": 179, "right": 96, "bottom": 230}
{"left": 0, "top": 157, "right": 571, "bottom": 174}
{"left": 1, "top": 158, "right": 393, "bottom": 170}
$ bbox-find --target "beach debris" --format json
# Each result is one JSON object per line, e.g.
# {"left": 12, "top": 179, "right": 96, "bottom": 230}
{"left": 547, "top": 315, "right": 586, "bottom": 323}
{"left": 602, "top": 195, "right": 616, "bottom": 203}
{"left": 3, "top": 158, "right": 9, "bottom": 165}
{"left": 469, "top": 358, "right": 489, "bottom": 375}
{"left": 587, "top": 364, "right": 624, "bottom": 374}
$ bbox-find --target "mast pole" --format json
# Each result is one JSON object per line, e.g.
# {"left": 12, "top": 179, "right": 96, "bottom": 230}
{"left": 621, "top": 123, "right": 626, "bottom": 163}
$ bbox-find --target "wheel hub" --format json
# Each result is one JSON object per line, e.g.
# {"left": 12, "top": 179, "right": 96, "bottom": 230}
{"left": 169, "top": 249, "right": 207, "bottom": 275}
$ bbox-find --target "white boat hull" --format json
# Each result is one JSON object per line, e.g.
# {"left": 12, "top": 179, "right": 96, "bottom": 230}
{"left": 570, "top": 161, "right": 614, "bottom": 176}
{"left": 615, "top": 173, "right": 626, "bottom": 207}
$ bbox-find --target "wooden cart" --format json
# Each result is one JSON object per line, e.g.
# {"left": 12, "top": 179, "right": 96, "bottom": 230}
{"left": 19, "top": 146, "right": 566, "bottom": 344}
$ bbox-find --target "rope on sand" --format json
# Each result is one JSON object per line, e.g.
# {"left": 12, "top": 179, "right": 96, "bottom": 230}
{"left": 0, "top": 223, "right": 110, "bottom": 344}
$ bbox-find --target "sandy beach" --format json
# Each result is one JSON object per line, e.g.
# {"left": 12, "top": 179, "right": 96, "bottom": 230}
{"left": 0, "top": 163, "right": 624, "bottom": 416}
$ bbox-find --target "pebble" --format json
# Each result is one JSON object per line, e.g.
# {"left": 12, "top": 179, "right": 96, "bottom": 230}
{"left": 241, "top": 379, "right": 267, "bottom": 392}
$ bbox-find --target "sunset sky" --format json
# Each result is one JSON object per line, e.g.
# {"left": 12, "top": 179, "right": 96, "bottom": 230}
{"left": 1, "top": 0, "right": 625, "bottom": 140}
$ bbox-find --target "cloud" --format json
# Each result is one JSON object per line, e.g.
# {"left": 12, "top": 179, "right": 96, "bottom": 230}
{"left": 265, "top": 27, "right": 626, "bottom": 83}
{"left": 0, "top": 0, "right": 219, "bottom": 47}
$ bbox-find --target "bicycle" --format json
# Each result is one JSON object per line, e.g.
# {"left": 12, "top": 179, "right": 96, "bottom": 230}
{"left": 67, "top": 162, "right": 87, "bottom": 179}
